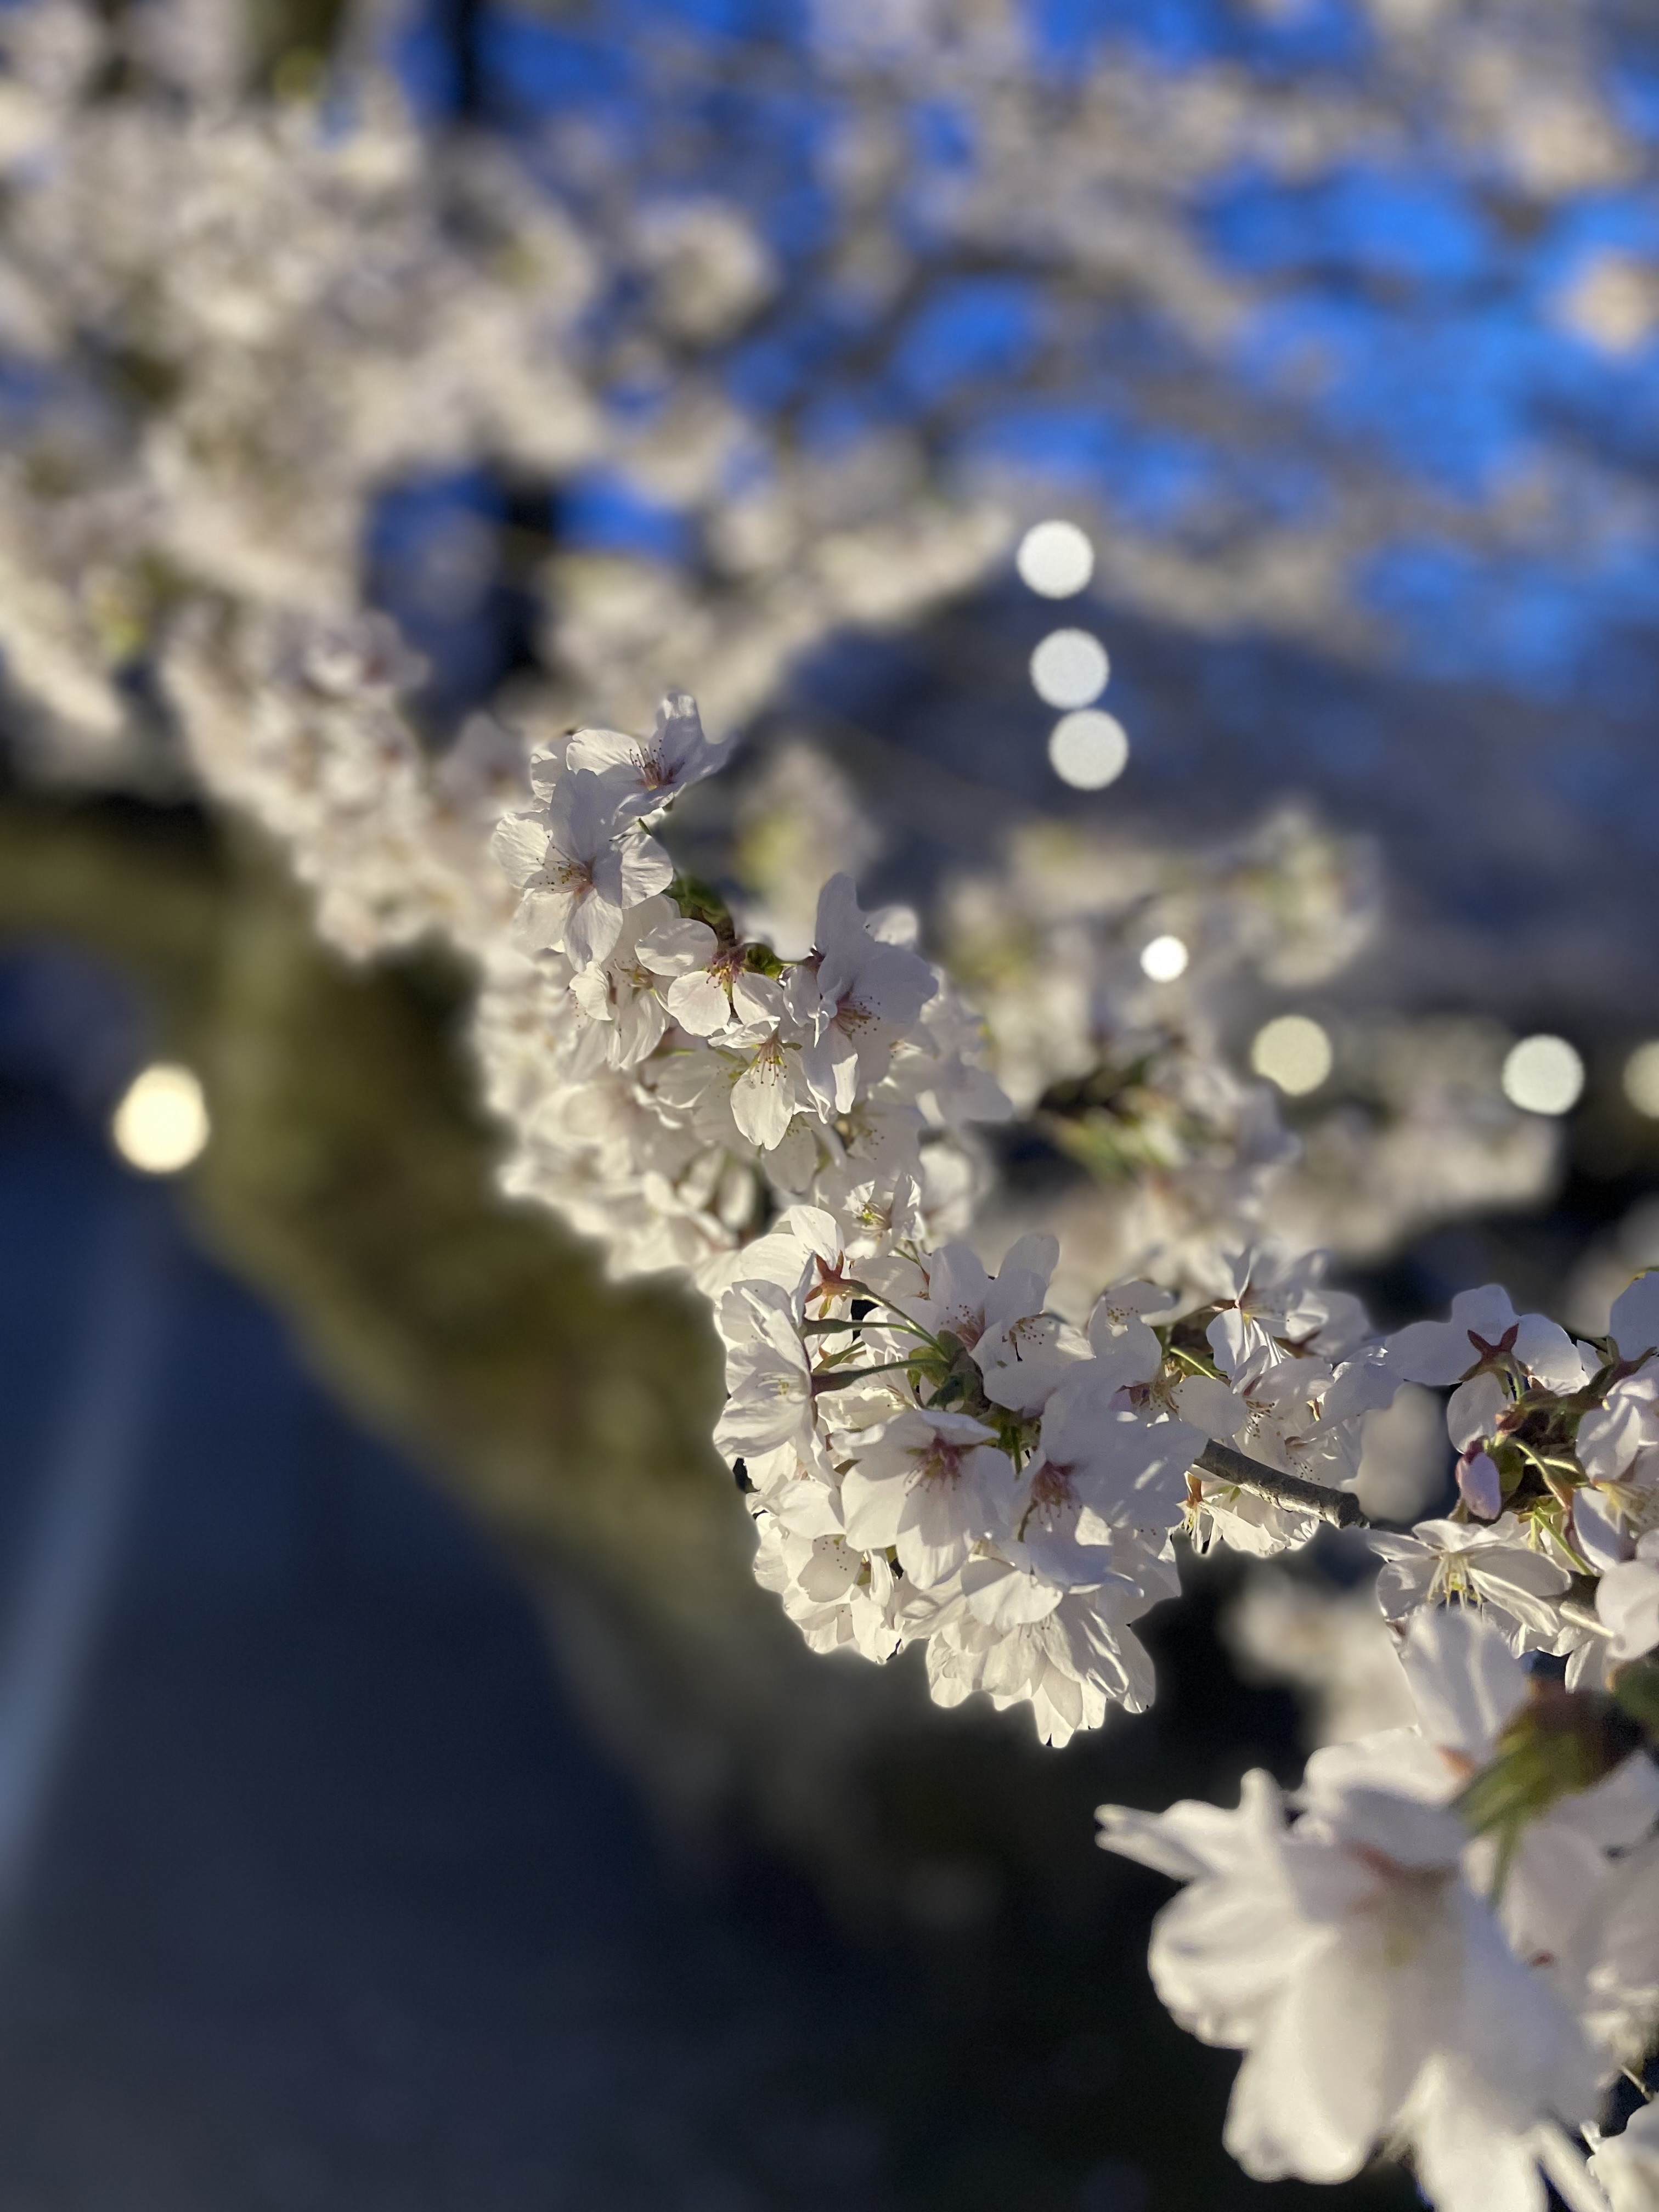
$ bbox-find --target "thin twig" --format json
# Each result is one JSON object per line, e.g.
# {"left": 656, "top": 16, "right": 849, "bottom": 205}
{"left": 1194, "top": 1441, "right": 1369, "bottom": 1531}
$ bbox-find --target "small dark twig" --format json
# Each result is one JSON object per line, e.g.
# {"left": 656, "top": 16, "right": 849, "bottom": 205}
{"left": 1195, "top": 1442, "right": 1369, "bottom": 1531}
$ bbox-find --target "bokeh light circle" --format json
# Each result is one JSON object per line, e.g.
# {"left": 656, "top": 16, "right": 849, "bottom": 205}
{"left": 1623, "top": 1041, "right": 1659, "bottom": 1119}
{"left": 1250, "top": 1014, "right": 1332, "bottom": 1097}
{"left": 1139, "top": 934, "right": 1189, "bottom": 982}
{"left": 1501, "top": 1034, "right": 1584, "bottom": 1116}
{"left": 111, "top": 1063, "right": 210, "bottom": 1174}
{"left": 1015, "top": 520, "right": 1094, "bottom": 599}
{"left": 1030, "top": 629, "right": 1109, "bottom": 708}
{"left": 1048, "top": 709, "right": 1128, "bottom": 789}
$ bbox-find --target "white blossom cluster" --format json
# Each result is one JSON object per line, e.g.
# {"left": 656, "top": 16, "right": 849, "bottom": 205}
{"left": 1370, "top": 1276, "right": 1659, "bottom": 1694}
{"left": 0, "top": 4, "right": 600, "bottom": 776}
{"left": 940, "top": 812, "right": 1337, "bottom": 1308}
{"left": 466, "top": 692, "right": 1648, "bottom": 1747}
{"left": 724, "top": 1234, "right": 1391, "bottom": 1746}
{"left": 308, "top": 689, "right": 1357, "bottom": 1748}
{"left": 162, "top": 605, "right": 531, "bottom": 966}
{"left": 940, "top": 806, "right": 1381, "bottom": 1120}
{"left": 166, "top": 652, "right": 1659, "bottom": 1788}
{"left": 1101, "top": 1606, "right": 1659, "bottom": 2212}
{"left": 1094, "top": 1273, "right": 1659, "bottom": 2210}
{"left": 713, "top": 745, "right": 1561, "bottom": 1314}
{"left": 934, "top": 810, "right": 1560, "bottom": 1304}
{"left": 394, "top": 687, "right": 1378, "bottom": 1743}
{"left": 0, "top": 0, "right": 1008, "bottom": 788}
{"left": 475, "top": 693, "right": 1008, "bottom": 1291}
{"left": 153, "top": 608, "right": 1002, "bottom": 1290}
{"left": 716, "top": 749, "right": 1317, "bottom": 1298}
{"left": 30, "top": 588, "right": 1659, "bottom": 2212}
{"left": 1, "top": 0, "right": 1650, "bottom": 828}
{"left": 475, "top": 698, "right": 1659, "bottom": 2207}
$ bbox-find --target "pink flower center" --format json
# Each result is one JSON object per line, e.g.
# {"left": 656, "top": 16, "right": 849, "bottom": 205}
{"left": 550, "top": 854, "right": 595, "bottom": 897}
{"left": 915, "top": 1441, "right": 969, "bottom": 1487}
{"left": 1028, "top": 1459, "right": 1074, "bottom": 1513}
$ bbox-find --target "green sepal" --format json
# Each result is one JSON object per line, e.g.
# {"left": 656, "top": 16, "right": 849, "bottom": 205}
{"left": 1490, "top": 1438, "right": 1528, "bottom": 1501}
{"left": 669, "top": 873, "right": 738, "bottom": 939}
{"left": 1455, "top": 1686, "right": 1643, "bottom": 1877}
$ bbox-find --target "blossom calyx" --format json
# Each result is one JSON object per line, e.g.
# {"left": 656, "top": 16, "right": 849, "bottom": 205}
{"left": 1455, "top": 1679, "right": 1644, "bottom": 1863}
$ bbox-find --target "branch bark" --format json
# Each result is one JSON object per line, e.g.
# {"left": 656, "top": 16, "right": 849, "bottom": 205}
{"left": 1195, "top": 1441, "right": 1369, "bottom": 1531}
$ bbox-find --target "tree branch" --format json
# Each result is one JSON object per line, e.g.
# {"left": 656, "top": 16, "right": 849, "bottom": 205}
{"left": 1194, "top": 1442, "right": 1368, "bottom": 1531}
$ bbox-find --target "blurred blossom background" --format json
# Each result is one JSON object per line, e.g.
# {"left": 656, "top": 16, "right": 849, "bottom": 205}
{"left": 0, "top": 0, "right": 1656, "bottom": 2204}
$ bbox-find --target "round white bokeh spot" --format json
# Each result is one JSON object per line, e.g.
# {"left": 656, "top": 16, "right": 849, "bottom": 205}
{"left": 1139, "top": 934, "right": 1189, "bottom": 982}
{"left": 112, "top": 1063, "right": 210, "bottom": 1175}
{"left": 1250, "top": 1014, "right": 1332, "bottom": 1097}
{"left": 1016, "top": 520, "right": 1094, "bottom": 599}
{"left": 1624, "top": 1041, "right": 1659, "bottom": 1119}
{"left": 1048, "top": 709, "right": 1128, "bottom": 790}
{"left": 1030, "top": 628, "right": 1109, "bottom": 709}
{"left": 1502, "top": 1034, "right": 1584, "bottom": 1116}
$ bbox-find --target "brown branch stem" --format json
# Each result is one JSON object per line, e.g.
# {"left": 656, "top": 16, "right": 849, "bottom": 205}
{"left": 1194, "top": 1442, "right": 1369, "bottom": 1531}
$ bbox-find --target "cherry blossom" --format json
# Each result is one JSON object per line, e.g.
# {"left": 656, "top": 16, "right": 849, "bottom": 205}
{"left": 1082, "top": 1280, "right": 1171, "bottom": 1390}
{"left": 566, "top": 895, "right": 718, "bottom": 1069}
{"left": 565, "top": 691, "right": 730, "bottom": 820}
{"left": 928, "top": 1576, "right": 1166, "bottom": 1747}
{"left": 713, "top": 1279, "right": 818, "bottom": 1468}
{"left": 1371, "top": 1516, "right": 1572, "bottom": 1649}
{"left": 895, "top": 1233, "right": 1058, "bottom": 1358}
{"left": 794, "top": 873, "right": 937, "bottom": 1115}
{"left": 493, "top": 767, "right": 673, "bottom": 969}
{"left": 1010, "top": 1376, "right": 1203, "bottom": 1582}
{"left": 1204, "top": 1244, "right": 1368, "bottom": 1380}
{"left": 753, "top": 1521, "right": 904, "bottom": 1663}
{"left": 1098, "top": 1766, "right": 1606, "bottom": 2208}
{"left": 662, "top": 941, "right": 752, "bottom": 1037}
{"left": 1388, "top": 1286, "right": 1589, "bottom": 1395}
{"left": 709, "top": 973, "right": 811, "bottom": 1153}
{"left": 1301, "top": 1608, "right": 1659, "bottom": 1977}
{"left": 839, "top": 1408, "right": 1016, "bottom": 1585}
